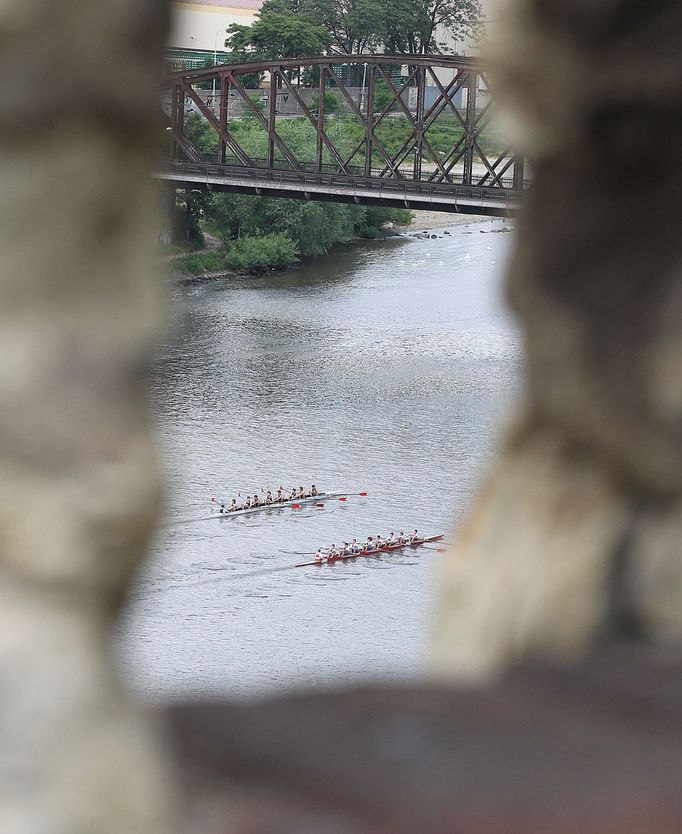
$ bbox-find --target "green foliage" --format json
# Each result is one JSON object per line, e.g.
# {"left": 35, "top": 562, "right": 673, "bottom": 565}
{"left": 184, "top": 113, "right": 219, "bottom": 155}
{"left": 227, "top": 12, "right": 330, "bottom": 60}
{"left": 225, "top": 234, "right": 300, "bottom": 271}
{"left": 174, "top": 188, "right": 208, "bottom": 245}
{"left": 310, "top": 92, "right": 342, "bottom": 115}
{"left": 373, "top": 80, "right": 397, "bottom": 113}
{"left": 355, "top": 206, "right": 413, "bottom": 238}
{"left": 382, "top": 0, "right": 484, "bottom": 54}
{"left": 175, "top": 234, "right": 299, "bottom": 275}
{"left": 206, "top": 195, "right": 357, "bottom": 256}
{"left": 174, "top": 250, "right": 233, "bottom": 274}
{"left": 238, "top": 0, "right": 483, "bottom": 57}
{"left": 185, "top": 109, "right": 504, "bottom": 173}
{"left": 174, "top": 187, "right": 414, "bottom": 275}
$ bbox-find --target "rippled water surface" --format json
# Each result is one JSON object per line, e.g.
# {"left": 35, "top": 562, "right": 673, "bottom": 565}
{"left": 117, "top": 218, "right": 521, "bottom": 698}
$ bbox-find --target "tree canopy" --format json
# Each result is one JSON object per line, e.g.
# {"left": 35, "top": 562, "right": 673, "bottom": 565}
{"left": 226, "top": 11, "right": 330, "bottom": 60}
{"left": 227, "top": 0, "right": 483, "bottom": 58}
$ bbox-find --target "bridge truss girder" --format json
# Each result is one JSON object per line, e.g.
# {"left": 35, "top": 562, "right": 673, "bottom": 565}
{"left": 160, "top": 55, "right": 526, "bottom": 211}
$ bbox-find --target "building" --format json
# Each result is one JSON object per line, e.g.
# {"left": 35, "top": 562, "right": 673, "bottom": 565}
{"left": 167, "top": 0, "right": 263, "bottom": 71}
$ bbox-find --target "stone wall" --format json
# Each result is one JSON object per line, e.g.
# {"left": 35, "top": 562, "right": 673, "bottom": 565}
{"left": 0, "top": 2, "right": 173, "bottom": 833}
{"left": 431, "top": 0, "right": 682, "bottom": 679}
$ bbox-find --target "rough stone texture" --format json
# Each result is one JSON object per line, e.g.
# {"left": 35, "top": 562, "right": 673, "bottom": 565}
{"left": 166, "top": 652, "right": 682, "bottom": 833}
{"left": 431, "top": 0, "right": 682, "bottom": 679}
{"left": 0, "top": 2, "right": 173, "bottom": 833}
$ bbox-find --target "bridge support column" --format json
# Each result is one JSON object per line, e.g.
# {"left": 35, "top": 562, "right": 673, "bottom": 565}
{"left": 171, "top": 82, "right": 185, "bottom": 162}
{"left": 463, "top": 70, "right": 478, "bottom": 186}
{"left": 267, "top": 70, "right": 278, "bottom": 169}
{"left": 316, "top": 65, "right": 326, "bottom": 172}
{"left": 219, "top": 75, "right": 229, "bottom": 164}
{"left": 364, "top": 65, "right": 375, "bottom": 177}
{"left": 413, "top": 67, "right": 425, "bottom": 181}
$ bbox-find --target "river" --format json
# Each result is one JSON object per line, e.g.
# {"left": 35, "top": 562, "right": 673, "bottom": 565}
{"left": 116, "top": 216, "right": 521, "bottom": 699}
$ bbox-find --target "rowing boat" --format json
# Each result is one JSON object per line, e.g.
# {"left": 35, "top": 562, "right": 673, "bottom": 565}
{"left": 161, "top": 490, "right": 368, "bottom": 528}
{"left": 208, "top": 491, "right": 356, "bottom": 520}
{"left": 295, "top": 534, "right": 444, "bottom": 567}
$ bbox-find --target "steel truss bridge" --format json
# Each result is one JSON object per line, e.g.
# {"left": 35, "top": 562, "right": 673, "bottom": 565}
{"left": 158, "top": 55, "right": 527, "bottom": 216}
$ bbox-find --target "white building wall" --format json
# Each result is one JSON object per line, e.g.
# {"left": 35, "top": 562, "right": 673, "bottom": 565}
{"left": 169, "top": 1, "right": 261, "bottom": 51}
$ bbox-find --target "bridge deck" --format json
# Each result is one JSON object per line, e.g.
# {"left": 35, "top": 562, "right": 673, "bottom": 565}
{"left": 156, "top": 161, "right": 522, "bottom": 216}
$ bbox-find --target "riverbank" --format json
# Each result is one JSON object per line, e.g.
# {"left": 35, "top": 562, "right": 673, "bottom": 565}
{"left": 166, "top": 210, "right": 513, "bottom": 282}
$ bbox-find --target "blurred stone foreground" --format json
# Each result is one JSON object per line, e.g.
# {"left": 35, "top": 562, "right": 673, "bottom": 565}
{"left": 0, "top": 1, "right": 681, "bottom": 833}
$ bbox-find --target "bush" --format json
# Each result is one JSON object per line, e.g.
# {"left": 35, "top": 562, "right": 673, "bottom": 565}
{"left": 175, "top": 233, "right": 299, "bottom": 275}
{"left": 224, "top": 233, "right": 299, "bottom": 272}
{"left": 355, "top": 207, "right": 413, "bottom": 238}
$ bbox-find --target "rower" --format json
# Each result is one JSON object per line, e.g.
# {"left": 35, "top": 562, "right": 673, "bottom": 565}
{"left": 251, "top": 494, "right": 260, "bottom": 507}
{"left": 351, "top": 539, "right": 360, "bottom": 554}
{"left": 328, "top": 543, "right": 338, "bottom": 560}
{"left": 342, "top": 542, "right": 351, "bottom": 556}
{"left": 276, "top": 487, "right": 285, "bottom": 503}
{"left": 228, "top": 499, "right": 238, "bottom": 513}
{"left": 314, "top": 550, "right": 324, "bottom": 563}
{"left": 397, "top": 530, "right": 405, "bottom": 544}
{"left": 298, "top": 486, "right": 305, "bottom": 499}
{"left": 365, "top": 536, "right": 375, "bottom": 553}
{"left": 218, "top": 503, "right": 227, "bottom": 514}
{"left": 265, "top": 491, "right": 273, "bottom": 504}
{"left": 242, "top": 496, "right": 252, "bottom": 510}
{"left": 375, "top": 534, "right": 384, "bottom": 549}
{"left": 310, "top": 484, "right": 318, "bottom": 497}
{"left": 386, "top": 531, "right": 396, "bottom": 545}
{"left": 409, "top": 529, "right": 419, "bottom": 542}
{"left": 289, "top": 487, "right": 298, "bottom": 501}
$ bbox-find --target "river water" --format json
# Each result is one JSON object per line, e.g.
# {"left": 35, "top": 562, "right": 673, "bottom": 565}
{"left": 117, "top": 217, "right": 521, "bottom": 699}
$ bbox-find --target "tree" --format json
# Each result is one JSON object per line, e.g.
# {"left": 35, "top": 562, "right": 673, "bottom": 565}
{"left": 383, "top": 0, "right": 483, "bottom": 55}
{"left": 251, "top": 0, "right": 386, "bottom": 55}
{"left": 313, "top": 0, "right": 387, "bottom": 54}
{"left": 226, "top": 12, "right": 330, "bottom": 61}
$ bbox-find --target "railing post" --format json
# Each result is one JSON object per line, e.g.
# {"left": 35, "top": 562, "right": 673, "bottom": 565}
{"left": 463, "top": 69, "right": 478, "bottom": 186}
{"left": 413, "top": 66, "right": 425, "bottom": 180}
{"left": 267, "top": 69, "right": 278, "bottom": 169}
{"left": 364, "top": 64, "right": 375, "bottom": 177}
{"left": 316, "top": 65, "right": 326, "bottom": 173}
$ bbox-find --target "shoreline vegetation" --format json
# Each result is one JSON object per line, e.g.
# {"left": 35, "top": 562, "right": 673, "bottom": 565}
{"left": 166, "top": 187, "right": 415, "bottom": 278}
{"left": 165, "top": 206, "right": 507, "bottom": 281}
{"left": 163, "top": 184, "right": 506, "bottom": 280}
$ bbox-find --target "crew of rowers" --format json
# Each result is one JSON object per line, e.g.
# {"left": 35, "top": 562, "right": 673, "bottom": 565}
{"left": 314, "top": 530, "right": 421, "bottom": 562}
{"left": 217, "top": 485, "right": 319, "bottom": 513}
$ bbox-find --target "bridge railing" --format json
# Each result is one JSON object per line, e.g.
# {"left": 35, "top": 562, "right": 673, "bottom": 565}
{"left": 180, "top": 154, "right": 528, "bottom": 192}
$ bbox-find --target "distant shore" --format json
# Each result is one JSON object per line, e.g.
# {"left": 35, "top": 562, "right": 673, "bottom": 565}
{"left": 407, "top": 209, "right": 512, "bottom": 231}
